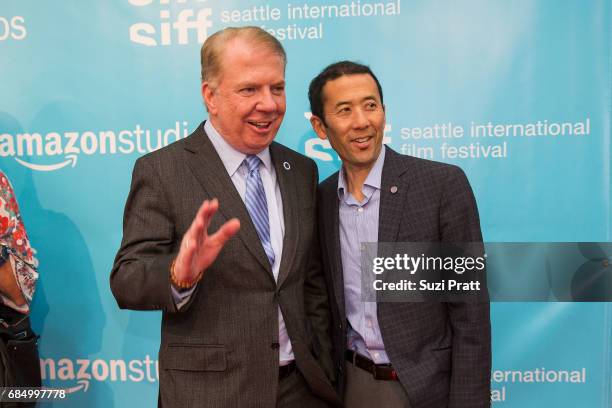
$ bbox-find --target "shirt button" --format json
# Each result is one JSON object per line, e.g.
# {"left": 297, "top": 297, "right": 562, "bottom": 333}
{"left": 357, "top": 207, "right": 364, "bottom": 213}
{"left": 373, "top": 352, "right": 380, "bottom": 359}
{"left": 366, "top": 320, "right": 373, "bottom": 328}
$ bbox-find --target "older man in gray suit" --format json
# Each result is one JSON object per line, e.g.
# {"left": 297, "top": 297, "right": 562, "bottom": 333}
{"left": 111, "top": 27, "right": 339, "bottom": 407}
{"left": 309, "top": 61, "right": 491, "bottom": 408}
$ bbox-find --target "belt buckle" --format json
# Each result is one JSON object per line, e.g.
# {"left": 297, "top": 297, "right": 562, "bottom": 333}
{"left": 372, "top": 364, "right": 398, "bottom": 381}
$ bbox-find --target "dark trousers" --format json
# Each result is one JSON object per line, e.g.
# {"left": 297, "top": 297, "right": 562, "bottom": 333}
{"left": 277, "top": 369, "right": 330, "bottom": 408}
{"left": 0, "top": 305, "right": 41, "bottom": 408}
{"left": 344, "top": 362, "right": 411, "bottom": 408}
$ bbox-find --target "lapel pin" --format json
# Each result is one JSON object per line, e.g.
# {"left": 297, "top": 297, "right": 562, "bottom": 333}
{"left": 283, "top": 161, "right": 291, "bottom": 170}
{"left": 390, "top": 186, "right": 398, "bottom": 194}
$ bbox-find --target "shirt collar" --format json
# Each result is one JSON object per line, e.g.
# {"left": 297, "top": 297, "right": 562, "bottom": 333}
{"left": 204, "top": 120, "right": 273, "bottom": 176}
{"left": 337, "top": 145, "right": 386, "bottom": 200}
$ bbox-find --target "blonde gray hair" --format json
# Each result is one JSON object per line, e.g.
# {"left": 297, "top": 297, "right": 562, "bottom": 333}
{"left": 200, "top": 26, "right": 286, "bottom": 86}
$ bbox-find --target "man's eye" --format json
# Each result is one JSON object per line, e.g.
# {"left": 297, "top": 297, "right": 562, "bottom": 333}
{"left": 365, "top": 102, "right": 378, "bottom": 110}
{"left": 239, "top": 88, "right": 256, "bottom": 95}
{"left": 336, "top": 107, "right": 351, "bottom": 115}
{"left": 272, "top": 86, "right": 285, "bottom": 95}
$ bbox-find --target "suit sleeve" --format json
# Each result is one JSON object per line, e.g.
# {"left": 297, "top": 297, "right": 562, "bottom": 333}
{"left": 303, "top": 162, "right": 336, "bottom": 382}
{"left": 441, "top": 166, "right": 492, "bottom": 408}
{"left": 110, "top": 157, "right": 183, "bottom": 313}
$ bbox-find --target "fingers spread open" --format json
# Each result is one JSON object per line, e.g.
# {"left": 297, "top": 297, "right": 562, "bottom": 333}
{"left": 202, "top": 198, "right": 219, "bottom": 230}
{"left": 208, "top": 218, "right": 241, "bottom": 248}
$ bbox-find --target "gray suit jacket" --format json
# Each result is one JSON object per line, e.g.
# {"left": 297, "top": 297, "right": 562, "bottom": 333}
{"left": 111, "top": 122, "right": 339, "bottom": 407}
{"left": 318, "top": 146, "right": 491, "bottom": 408}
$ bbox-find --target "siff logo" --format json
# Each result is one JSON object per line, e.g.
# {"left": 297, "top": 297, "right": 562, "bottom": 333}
{"left": 0, "top": 16, "right": 27, "bottom": 41}
{"left": 129, "top": 0, "right": 213, "bottom": 46}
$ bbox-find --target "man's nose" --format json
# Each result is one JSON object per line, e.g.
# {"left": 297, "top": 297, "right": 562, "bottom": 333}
{"left": 352, "top": 108, "right": 370, "bottom": 129}
{"left": 256, "top": 88, "right": 278, "bottom": 112}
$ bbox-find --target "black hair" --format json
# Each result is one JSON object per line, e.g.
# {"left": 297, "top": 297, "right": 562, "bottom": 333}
{"left": 308, "top": 60, "right": 384, "bottom": 125}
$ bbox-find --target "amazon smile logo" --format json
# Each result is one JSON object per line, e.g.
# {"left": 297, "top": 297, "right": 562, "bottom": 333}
{"left": 0, "top": 122, "right": 190, "bottom": 172}
{"left": 40, "top": 356, "right": 159, "bottom": 394}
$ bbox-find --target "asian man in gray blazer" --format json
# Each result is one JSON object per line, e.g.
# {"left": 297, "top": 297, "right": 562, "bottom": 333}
{"left": 309, "top": 61, "right": 491, "bottom": 408}
{"left": 111, "top": 27, "right": 340, "bottom": 408}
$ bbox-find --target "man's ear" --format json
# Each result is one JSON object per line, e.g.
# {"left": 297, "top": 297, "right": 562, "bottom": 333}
{"left": 201, "top": 82, "right": 217, "bottom": 115}
{"left": 310, "top": 115, "right": 328, "bottom": 140}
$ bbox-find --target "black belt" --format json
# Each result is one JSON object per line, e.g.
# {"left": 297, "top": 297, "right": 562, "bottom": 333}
{"left": 279, "top": 361, "right": 296, "bottom": 379}
{"left": 345, "top": 350, "right": 399, "bottom": 381}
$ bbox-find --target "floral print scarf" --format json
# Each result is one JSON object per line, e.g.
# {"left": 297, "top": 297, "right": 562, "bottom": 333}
{"left": 0, "top": 171, "right": 38, "bottom": 313}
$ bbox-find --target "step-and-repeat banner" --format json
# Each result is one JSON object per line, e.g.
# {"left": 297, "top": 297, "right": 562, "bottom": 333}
{"left": 1, "top": 1, "right": 611, "bottom": 406}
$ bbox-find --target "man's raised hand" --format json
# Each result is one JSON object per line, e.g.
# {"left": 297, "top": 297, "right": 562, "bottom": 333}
{"left": 173, "top": 199, "right": 240, "bottom": 286}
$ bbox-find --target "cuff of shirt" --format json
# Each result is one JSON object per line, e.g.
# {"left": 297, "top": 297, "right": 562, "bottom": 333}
{"left": 170, "top": 283, "right": 197, "bottom": 310}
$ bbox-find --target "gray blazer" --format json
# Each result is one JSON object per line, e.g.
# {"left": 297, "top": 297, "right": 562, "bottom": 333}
{"left": 318, "top": 146, "right": 491, "bottom": 408}
{"left": 111, "top": 122, "right": 339, "bottom": 407}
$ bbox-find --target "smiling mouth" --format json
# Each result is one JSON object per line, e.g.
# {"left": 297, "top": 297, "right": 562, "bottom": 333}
{"left": 248, "top": 120, "right": 273, "bottom": 129}
{"left": 352, "top": 136, "right": 373, "bottom": 143}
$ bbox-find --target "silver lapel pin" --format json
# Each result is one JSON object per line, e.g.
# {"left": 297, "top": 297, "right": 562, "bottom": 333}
{"left": 390, "top": 186, "right": 398, "bottom": 194}
{"left": 283, "top": 161, "right": 291, "bottom": 170}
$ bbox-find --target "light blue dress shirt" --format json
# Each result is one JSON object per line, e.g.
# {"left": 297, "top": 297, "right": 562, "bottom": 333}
{"left": 338, "top": 147, "right": 390, "bottom": 364}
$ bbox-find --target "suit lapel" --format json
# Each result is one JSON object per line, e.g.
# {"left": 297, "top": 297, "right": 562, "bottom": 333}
{"left": 322, "top": 173, "right": 346, "bottom": 318}
{"left": 378, "top": 146, "right": 410, "bottom": 243}
{"left": 270, "top": 143, "right": 298, "bottom": 287}
{"left": 183, "top": 124, "right": 273, "bottom": 276}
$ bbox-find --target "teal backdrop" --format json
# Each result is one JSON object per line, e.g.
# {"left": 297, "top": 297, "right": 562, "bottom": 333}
{"left": 1, "top": 1, "right": 611, "bottom": 406}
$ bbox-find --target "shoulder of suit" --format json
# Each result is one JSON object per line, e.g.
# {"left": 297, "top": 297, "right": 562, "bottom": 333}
{"left": 134, "top": 123, "right": 202, "bottom": 167}
{"left": 318, "top": 171, "right": 340, "bottom": 196}
{"left": 384, "top": 145, "right": 465, "bottom": 179}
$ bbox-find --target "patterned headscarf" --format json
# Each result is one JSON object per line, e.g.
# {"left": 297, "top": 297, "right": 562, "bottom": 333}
{"left": 0, "top": 171, "right": 38, "bottom": 314}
